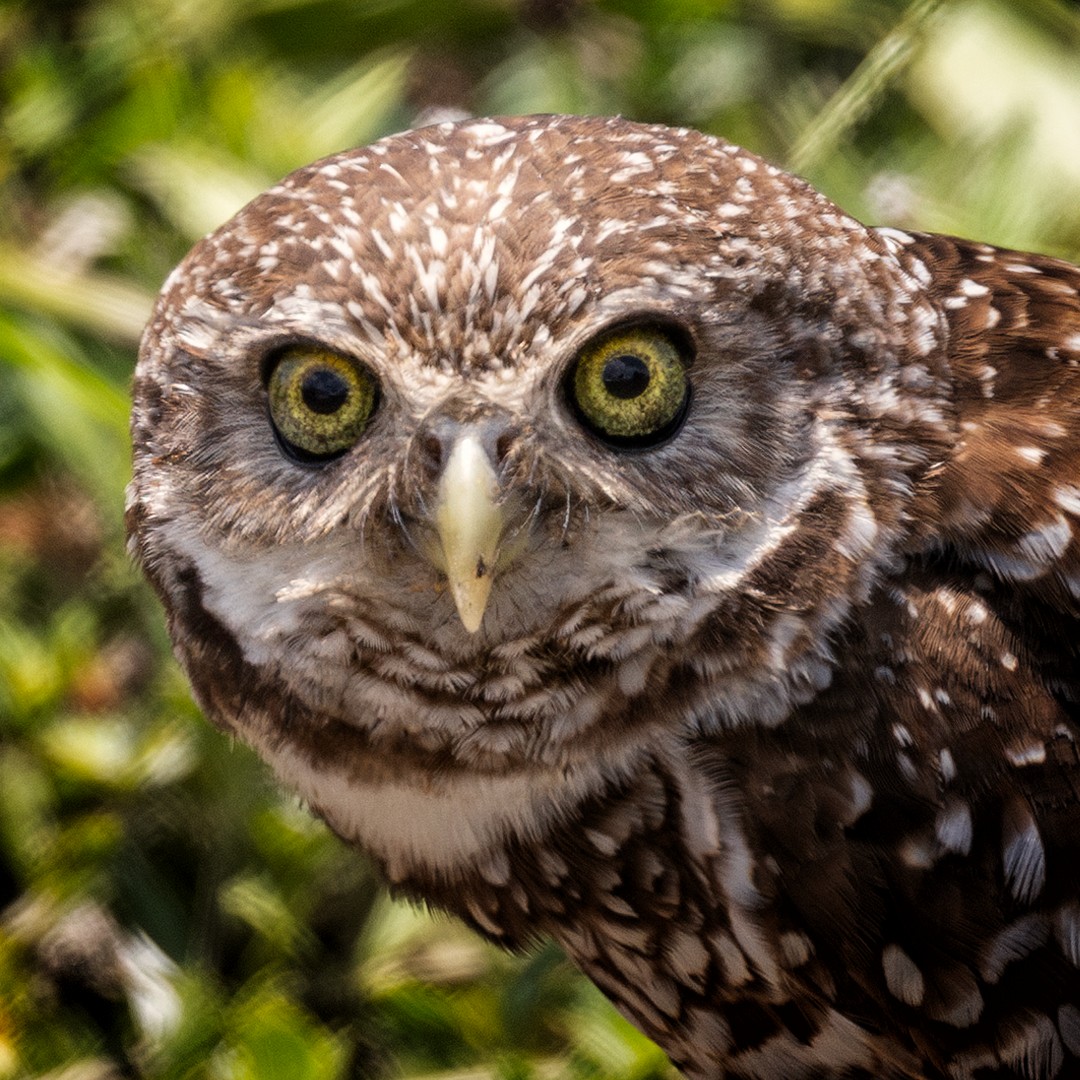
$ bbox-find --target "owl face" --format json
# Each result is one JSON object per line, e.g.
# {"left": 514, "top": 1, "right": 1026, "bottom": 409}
{"left": 129, "top": 115, "right": 950, "bottom": 772}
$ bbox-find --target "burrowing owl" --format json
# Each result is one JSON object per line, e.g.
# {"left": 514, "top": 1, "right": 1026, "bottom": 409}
{"left": 128, "top": 114, "right": 1080, "bottom": 1079}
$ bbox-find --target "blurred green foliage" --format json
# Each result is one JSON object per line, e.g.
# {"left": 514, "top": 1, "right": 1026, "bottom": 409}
{"left": 0, "top": 0, "right": 1079, "bottom": 1076}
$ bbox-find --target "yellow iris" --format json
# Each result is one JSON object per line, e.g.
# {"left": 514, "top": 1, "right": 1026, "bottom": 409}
{"left": 267, "top": 346, "right": 378, "bottom": 458}
{"left": 571, "top": 326, "right": 689, "bottom": 442}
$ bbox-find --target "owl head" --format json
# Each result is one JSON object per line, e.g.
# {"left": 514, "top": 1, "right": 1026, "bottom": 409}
{"left": 128, "top": 114, "right": 951, "bottom": 775}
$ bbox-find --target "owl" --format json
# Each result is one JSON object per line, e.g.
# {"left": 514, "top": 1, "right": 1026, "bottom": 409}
{"left": 127, "top": 114, "right": 1080, "bottom": 1079}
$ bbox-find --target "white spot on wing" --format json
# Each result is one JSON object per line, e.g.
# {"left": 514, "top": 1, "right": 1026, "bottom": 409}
{"left": 979, "top": 914, "right": 1049, "bottom": 983}
{"left": 1054, "top": 902, "right": 1080, "bottom": 967}
{"left": 882, "top": 944, "right": 925, "bottom": 1006}
{"left": 1002, "top": 799, "right": 1046, "bottom": 904}
{"left": 939, "top": 748, "right": 957, "bottom": 783}
{"left": 1058, "top": 1005, "right": 1080, "bottom": 1056}
{"left": 1054, "top": 485, "right": 1080, "bottom": 517}
{"left": 1004, "top": 740, "right": 1047, "bottom": 767}
{"left": 778, "top": 931, "right": 814, "bottom": 969}
{"left": 996, "top": 1012, "right": 1063, "bottom": 1080}
{"left": 936, "top": 798, "right": 973, "bottom": 855}
{"left": 665, "top": 928, "right": 711, "bottom": 991}
{"left": 926, "top": 966, "right": 983, "bottom": 1028}
{"left": 1017, "top": 515, "right": 1072, "bottom": 565}
{"left": 876, "top": 227, "right": 915, "bottom": 250}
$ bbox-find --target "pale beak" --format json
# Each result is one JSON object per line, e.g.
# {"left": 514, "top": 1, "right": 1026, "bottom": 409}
{"left": 434, "top": 433, "right": 505, "bottom": 633}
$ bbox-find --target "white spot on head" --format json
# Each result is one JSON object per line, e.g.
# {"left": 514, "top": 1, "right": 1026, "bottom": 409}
{"left": 462, "top": 120, "right": 515, "bottom": 146}
{"left": 387, "top": 204, "right": 409, "bottom": 235}
{"left": 427, "top": 224, "right": 448, "bottom": 257}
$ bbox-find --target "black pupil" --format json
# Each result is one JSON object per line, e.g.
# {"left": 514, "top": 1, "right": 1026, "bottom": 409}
{"left": 601, "top": 354, "right": 651, "bottom": 399}
{"left": 301, "top": 368, "right": 350, "bottom": 414}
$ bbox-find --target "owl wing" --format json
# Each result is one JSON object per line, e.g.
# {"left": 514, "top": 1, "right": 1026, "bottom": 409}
{"left": 903, "top": 229, "right": 1080, "bottom": 656}
{"left": 713, "top": 233, "right": 1080, "bottom": 1076}
{"left": 901, "top": 228, "right": 1080, "bottom": 794}
{"left": 906, "top": 229, "right": 1080, "bottom": 827}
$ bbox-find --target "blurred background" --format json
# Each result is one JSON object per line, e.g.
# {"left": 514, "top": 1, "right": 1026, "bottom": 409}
{"left": 1, "top": 0, "right": 1079, "bottom": 1077}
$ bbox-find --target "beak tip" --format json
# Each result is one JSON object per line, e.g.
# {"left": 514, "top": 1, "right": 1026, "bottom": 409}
{"left": 449, "top": 574, "right": 493, "bottom": 634}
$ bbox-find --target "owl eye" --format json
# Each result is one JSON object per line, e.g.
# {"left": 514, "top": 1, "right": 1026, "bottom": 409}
{"left": 266, "top": 345, "right": 378, "bottom": 461}
{"left": 569, "top": 325, "right": 690, "bottom": 446}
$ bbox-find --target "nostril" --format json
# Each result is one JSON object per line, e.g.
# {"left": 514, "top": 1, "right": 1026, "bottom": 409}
{"left": 415, "top": 413, "right": 519, "bottom": 475}
{"left": 420, "top": 434, "right": 445, "bottom": 470}
{"left": 494, "top": 431, "right": 515, "bottom": 463}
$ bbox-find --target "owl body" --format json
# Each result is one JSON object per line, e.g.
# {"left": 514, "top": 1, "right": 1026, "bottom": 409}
{"left": 128, "top": 115, "right": 1080, "bottom": 1078}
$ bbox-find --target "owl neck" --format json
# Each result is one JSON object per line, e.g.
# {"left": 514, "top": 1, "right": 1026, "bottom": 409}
{"left": 255, "top": 729, "right": 655, "bottom": 887}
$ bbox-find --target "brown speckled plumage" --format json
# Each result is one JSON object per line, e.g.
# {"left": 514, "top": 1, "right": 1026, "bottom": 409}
{"left": 128, "top": 115, "right": 1080, "bottom": 1079}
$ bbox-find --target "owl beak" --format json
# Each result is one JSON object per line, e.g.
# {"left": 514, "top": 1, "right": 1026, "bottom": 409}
{"left": 433, "top": 433, "right": 505, "bottom": 633}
